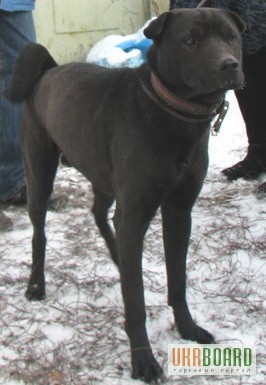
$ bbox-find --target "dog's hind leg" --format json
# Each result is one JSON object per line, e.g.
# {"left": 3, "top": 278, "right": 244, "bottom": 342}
{"left": 21, "top": 115, "right": 59, "bottom": 301}
{"left": 92, "top": 188, "right": 118, "bottom": 266}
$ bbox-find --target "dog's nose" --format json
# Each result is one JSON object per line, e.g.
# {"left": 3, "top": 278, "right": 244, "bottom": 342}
{"left": 219, "top": 57, "right": 239, "bottom": 72}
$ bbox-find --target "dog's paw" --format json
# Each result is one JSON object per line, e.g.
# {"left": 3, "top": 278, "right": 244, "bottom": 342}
{"left": 178, "top": 323, "right": 215, "bottom": 344}
{"left": 174, "top": 309, "right": 215, "bottom": 344}
{"left": 174, "top": 307, "right": 215, "bottom": 344}
{"left": 25, "top": 283, "right": 46, "bottom": 301}
{"left": 131, "top": 349, "right": 165, "bottom": 383}
{"left": 184, "top": 325, "right": 215, "bottom": 344}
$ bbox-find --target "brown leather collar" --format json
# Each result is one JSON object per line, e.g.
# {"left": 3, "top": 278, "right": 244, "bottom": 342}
{"left": 140, "top": 71, "right": 224, "bottom": 123}
{"left": 150, "top": 71, "right": 222, "bottom": 119}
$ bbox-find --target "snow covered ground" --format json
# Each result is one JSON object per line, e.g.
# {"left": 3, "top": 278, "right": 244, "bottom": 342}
{"left": 0, "top": 92, "right": 265, "bottom": 385}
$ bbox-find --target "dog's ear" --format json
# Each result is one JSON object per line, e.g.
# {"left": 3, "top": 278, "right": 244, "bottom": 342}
{"left": 144, "top": 12, "right": 171, "bottom": 41}
{"left": 227, "top": 11, "right": 247, "bottom": 34}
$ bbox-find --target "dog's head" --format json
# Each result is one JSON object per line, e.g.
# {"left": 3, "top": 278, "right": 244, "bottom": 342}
{"left": 144, "top": 8, "right": 246, "bottom": 98}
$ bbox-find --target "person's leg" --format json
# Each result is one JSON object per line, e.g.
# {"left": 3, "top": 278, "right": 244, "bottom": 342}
{"left": 0, "top": 11, "right": 36, "bottom": 201}
{"left": 222, "top": 47, "right": 266, "bottom": 180}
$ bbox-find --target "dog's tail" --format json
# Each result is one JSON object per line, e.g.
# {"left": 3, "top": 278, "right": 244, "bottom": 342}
{"left": 4, "top": 43, "right": 57, "bottom": 103}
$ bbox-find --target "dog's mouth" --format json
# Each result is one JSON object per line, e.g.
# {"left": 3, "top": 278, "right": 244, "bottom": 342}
{"left": 218, "top": 78, "right": 245, "bottom": 91}
{"left": 190, "top": 73, "right": 245, "bottom": 96}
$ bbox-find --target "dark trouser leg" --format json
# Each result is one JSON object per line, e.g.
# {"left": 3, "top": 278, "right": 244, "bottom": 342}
{"left": 0, "top": 11, "right": 36, "bottom": 201}
{"left": 223, "top": 47, "right": 266, "bottom": 180}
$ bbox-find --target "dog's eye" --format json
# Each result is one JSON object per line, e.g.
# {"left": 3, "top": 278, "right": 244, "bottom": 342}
{"left": 186, "top": 37, "right": 196, "bottom": 45}
{"left": 225, "top": 29, "right": 237, "bottom": 41}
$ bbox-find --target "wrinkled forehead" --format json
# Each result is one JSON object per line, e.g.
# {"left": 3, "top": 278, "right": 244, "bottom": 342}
{"left": 168, "top": 8, "right": 239, "bottom": 35}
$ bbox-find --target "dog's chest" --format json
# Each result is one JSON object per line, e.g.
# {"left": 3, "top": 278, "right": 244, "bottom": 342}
{"left": 115, "top": 130, "right": 206, "bottom": 197}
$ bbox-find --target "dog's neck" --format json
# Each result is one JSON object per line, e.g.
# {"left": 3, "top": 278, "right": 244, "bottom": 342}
{"left": 150, "top": 71, "right": 223, "bottom": 117}
{"left": 140, "top": 68, "right": 224, "bottom": 123}
{"left": 146, "top": 46, "right": 225, "bottom": 107}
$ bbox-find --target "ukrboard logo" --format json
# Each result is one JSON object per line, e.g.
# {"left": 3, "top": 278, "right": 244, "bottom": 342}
{"left": 168, "top": 344, "right": 256, "bottom": 376}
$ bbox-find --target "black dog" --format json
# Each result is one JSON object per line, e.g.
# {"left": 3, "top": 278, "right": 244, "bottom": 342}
{"left": 6, "top": 8, "right": 245, "bottom": 383}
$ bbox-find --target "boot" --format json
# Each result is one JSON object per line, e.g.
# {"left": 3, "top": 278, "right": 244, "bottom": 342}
{"left": 0, "top": 186, "right": 27, "bottom": 205}
{"left": 0, "top": 210, "right": 13, "bottom": 231}
{"left": 222, "top": 144, "right": 266, "bottom": 181}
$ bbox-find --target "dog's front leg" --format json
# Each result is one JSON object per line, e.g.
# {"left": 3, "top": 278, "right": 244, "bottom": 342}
{"left": 161, "top": 198, "right": 215, "bottom": 344}
{"left": 114, "top": 206, "right": 164, "bottom": 383}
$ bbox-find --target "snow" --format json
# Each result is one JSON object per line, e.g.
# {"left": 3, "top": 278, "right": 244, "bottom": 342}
{"left": 0, "top": 75, "right": 265, "bottom": 385}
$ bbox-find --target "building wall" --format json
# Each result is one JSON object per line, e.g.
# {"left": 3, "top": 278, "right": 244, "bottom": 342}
{"left": 33, "top": 0, "right": 155, "bottom": 64}
{"left": 150, "top": 0, "right": 169, "bottom": 15}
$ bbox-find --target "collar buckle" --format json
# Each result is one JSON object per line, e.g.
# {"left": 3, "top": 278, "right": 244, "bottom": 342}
{"left": 211, "top": 100, "right": 229, "bottom": 135}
